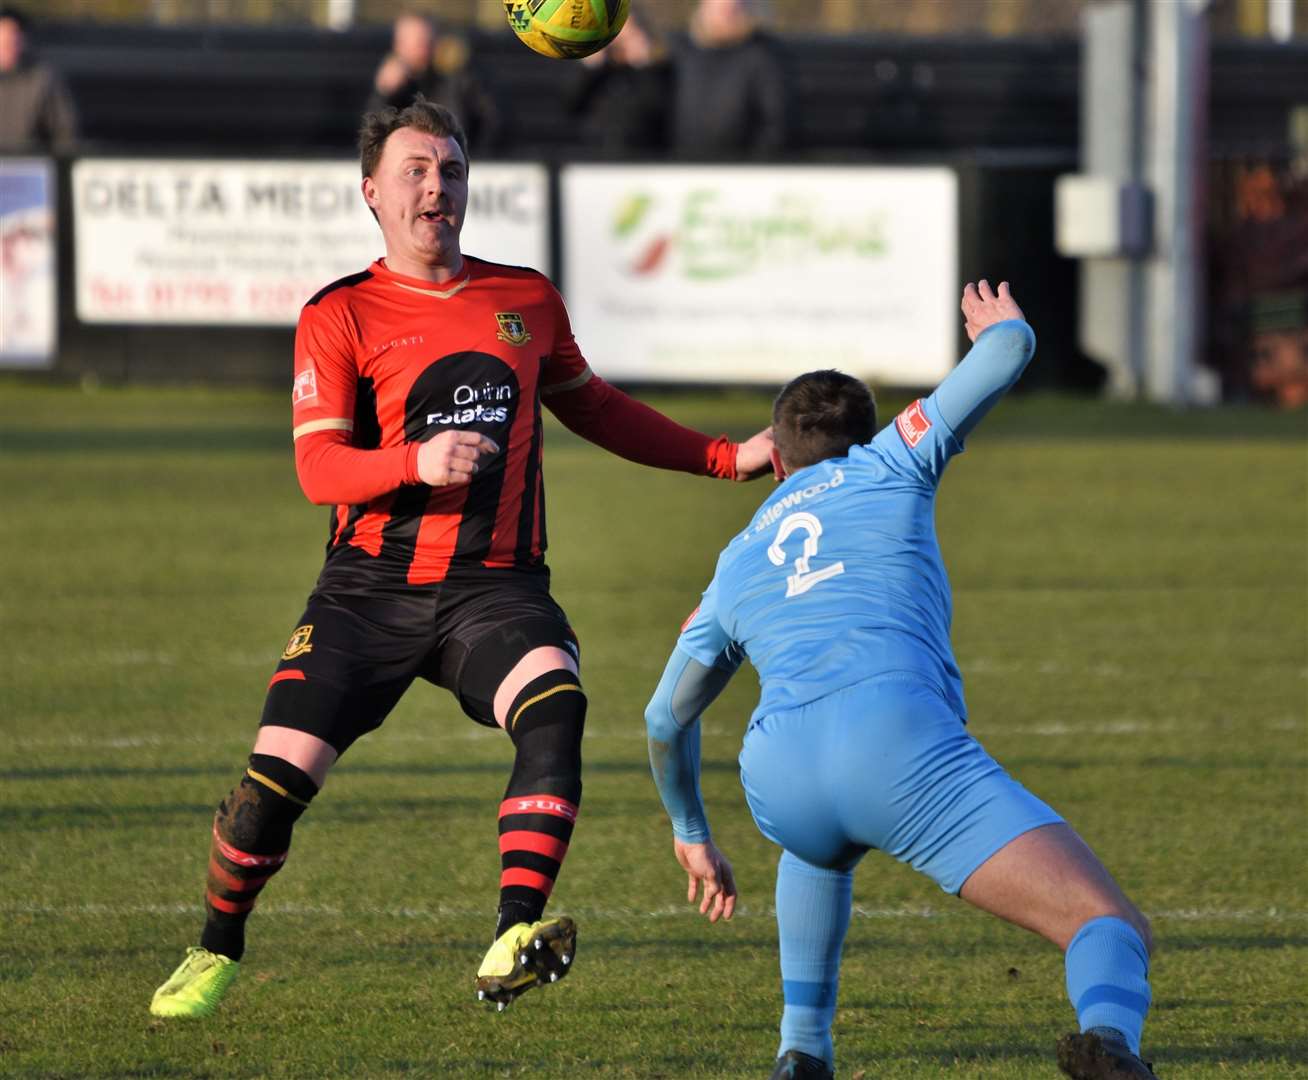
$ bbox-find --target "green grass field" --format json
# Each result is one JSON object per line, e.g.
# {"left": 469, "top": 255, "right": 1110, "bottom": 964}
{"left": 1, "top": 383, "right": 1305, "bottom": 1079}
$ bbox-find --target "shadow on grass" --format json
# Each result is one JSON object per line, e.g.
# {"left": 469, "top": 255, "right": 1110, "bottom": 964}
{"left": 0, "top": 758, "right": 729, "bottom": 784}
{"left": 841, "top": 1030, "right": 1303, "bottom": 1072}
{"left": 0, "top": 792, "right": 666, "bottom": 830}
{"left": 997, "top": 754, "right": 1304, "bottom": 772}
{"left": 2, "top": 428, "right": 287, "bottom": 455}
{"left": 1152, "top": 1038, "right": 1308, "bottom": 1069}
{"left": 4, "top": 1070, "right": 204, "bottom": 1080}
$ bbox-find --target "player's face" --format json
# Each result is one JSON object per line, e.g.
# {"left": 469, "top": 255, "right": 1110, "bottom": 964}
{"left": 363, "top": 126, "right": 469, "bottom": 280}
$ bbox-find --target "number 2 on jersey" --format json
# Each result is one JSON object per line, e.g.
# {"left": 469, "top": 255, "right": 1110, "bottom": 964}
{"left": 767, "top": 511, "right": 845, "bottom": 597}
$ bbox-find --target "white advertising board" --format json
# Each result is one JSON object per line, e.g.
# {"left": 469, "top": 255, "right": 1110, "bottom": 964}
{"left": 1, "top": 158, "right": 57, "bottom": 367}
{"left": 73, "top": 159, "right": 548, "bottom": 325}
{"left": 561, "top": 165, "right": 958, "bottom": 385}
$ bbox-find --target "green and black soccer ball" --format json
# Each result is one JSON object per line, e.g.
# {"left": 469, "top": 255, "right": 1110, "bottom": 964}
{"left": 504, "top": 0, "right": 630, "bottom": 60}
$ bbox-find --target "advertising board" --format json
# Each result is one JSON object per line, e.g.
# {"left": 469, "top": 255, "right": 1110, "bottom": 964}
{"left": 73, "top": 159, "right": 548, "bottom": 325}
{"left": 561, "top": 165, "right": 958, "bottom": 384}
{"left": 1, "top": 158, "right": 57, "bottom": 367}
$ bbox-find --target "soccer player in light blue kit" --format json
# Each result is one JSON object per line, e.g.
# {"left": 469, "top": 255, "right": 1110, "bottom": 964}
{"left": 645, "top": 281, "right": 1157, "bottom": 1080}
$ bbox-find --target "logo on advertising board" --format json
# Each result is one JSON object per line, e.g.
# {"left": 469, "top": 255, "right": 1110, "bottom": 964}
{"left": 609, "top": 189, "right": 888, "bottom": 281}
{"left": 895, "top": 400, "right": 932, "bottom": 448}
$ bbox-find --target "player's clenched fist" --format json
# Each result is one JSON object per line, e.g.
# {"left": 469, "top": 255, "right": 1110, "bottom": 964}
{"left": 416, "top": 429, "right": 500, "bottom": 486}
{"left": 961, "top": 279, "right": 1025, "bottom": 343}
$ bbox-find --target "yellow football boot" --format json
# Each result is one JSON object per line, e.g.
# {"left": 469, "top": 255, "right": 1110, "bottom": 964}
{"left": 475, "top": 916, "right": 576, "bottom": 1011}
{"left": 149, "top": 946, "right": 239, "bottom": 1018}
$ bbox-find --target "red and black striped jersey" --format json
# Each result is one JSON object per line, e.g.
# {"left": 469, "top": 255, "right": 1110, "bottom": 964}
{"left": 291, "top": 256, "right": 737, "bottom": 588}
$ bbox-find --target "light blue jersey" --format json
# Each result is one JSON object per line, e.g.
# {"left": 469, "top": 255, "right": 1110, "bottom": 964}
{"left": 646, "top": 319, "right": 1040, "bottom": 847}
{"left": 680, "top": 391, "right": 967, "bottom": 726}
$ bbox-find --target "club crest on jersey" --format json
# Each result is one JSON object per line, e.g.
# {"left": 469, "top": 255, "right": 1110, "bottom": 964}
{"left": 292, "top": 366, "right": 318, "bottom": 404}
{"left": 281, "top": 625, "right": 314, "bottom": 660}
{"left": 895, "top": 399, "right": 932, "bottom": 448}
{"left": 495, "top": 312, "right": 532, "bottom": 346}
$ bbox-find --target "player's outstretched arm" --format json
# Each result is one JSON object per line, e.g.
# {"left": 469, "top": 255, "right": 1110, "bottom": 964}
{"left": 645, "top": 645, "right": 732, "bottom": 843}
{"left": 645, "top": 643, "right": 740, "bottom": 921}
{"left": 931, "top": 279, "right": 1037, "bottom": 440}
{"left": 545, "top": 372, "right": 773, "bottom": 481}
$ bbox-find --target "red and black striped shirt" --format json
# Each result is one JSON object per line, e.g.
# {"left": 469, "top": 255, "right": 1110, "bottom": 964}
{"left": 291, "top": 256, "right": 738, "bottom": 587}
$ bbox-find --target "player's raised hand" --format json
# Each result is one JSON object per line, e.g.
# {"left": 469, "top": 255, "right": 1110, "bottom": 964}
{"left": 416, "top": 429, "right": 499, "bottom": 487}
{"left": 674, "top": 838, "right": 737, "bottom": 923}
{"left": 961, "top": 279, "right": 1025, "bottom": 343}
{"left": 733, "top": 426, "right": 777, "bottom": 482}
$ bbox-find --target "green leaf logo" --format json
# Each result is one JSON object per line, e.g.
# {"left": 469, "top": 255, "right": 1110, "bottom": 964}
{"left": 613, "top": 193, "right": 652, "bottom": 238}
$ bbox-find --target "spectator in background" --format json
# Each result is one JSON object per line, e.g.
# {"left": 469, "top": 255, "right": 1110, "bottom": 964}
{"left": 1209, "top": 160, "right": 1308, "bottom": 408}
{"left": 367, "top": 10, "right": 500, "bottom": 155}
{"left": 673, "top": 0, "right": 788, "bottom": 160}
{"left": 0, "top": 4, "right": 79, "bottom": 154}
{"left": 566, "top": 6, "right": 673, "bottom": 159}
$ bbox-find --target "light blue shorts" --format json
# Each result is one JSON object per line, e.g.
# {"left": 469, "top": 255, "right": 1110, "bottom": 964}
{"left": 738, "top": 676, "right": 1063, "bottom": 894}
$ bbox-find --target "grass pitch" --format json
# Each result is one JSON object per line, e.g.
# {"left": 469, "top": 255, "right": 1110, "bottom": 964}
{"left": 1, "top": 383, "right": 1305, "bottom": 1079}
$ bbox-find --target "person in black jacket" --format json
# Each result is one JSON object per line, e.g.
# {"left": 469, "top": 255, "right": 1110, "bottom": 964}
{"left": 0, "top": 5, "right": 78, "bottom": 153}
{"left": 566, "top": 5, "right": 673, "bottom": 159}
{"left": 672, "top": 0, "right": 788, "bottom": 160}
{"left": 367, "top": 10, "right": 500, "bottom": 155}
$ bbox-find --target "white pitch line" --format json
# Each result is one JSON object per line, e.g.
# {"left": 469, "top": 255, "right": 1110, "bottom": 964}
{"left": 3, "top": 902, "right": 1304, "bottom": 923}
{"left": 5, "top": 714, "right": 1302, "bottom": 754}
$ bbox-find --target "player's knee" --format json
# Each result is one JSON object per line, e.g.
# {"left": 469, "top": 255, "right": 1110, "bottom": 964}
{"left": 505, "top": 670, "right": 586, "bottom": 788}
{"left": 1066, "top": 903, "right": 1154, "bottom": 959}
{"left": 1095, "top": 890, "right": 1152, "bottom": 956}
{"left": 507, "top": 669, "right": 586, "bottom": 741}
{"left": 1129, "top": 906, "right": 1154, "bottom": 956}
{"left": 215, "top": 753, "right": 320, "bottom": 852}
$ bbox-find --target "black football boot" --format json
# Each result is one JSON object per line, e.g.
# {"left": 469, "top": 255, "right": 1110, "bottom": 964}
{"left": 1057, "top": 1030, "right": 1158, "bottom": 1079}
{"left": 767, "top": 1049, "right": 835, "bottom": 1080}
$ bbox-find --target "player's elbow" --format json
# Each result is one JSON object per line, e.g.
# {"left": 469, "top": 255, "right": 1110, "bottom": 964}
{"left": 644, "top": 698, "right": 679, "bottom": 743}
{"left": 293, "top": 440, "right": 340, "bottom": 505}
{"left": 294, "top": 461, "right": 336, "bottom": 506}
{"left": 981, "top": 319, "right": 1037, "bottom": 366}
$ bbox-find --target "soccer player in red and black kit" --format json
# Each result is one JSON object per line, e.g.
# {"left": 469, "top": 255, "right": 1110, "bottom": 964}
{"left": 149, "top": 98, "right": 774, "bottom": 1019}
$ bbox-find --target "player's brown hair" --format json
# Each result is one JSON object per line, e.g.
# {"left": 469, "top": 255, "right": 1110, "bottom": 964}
{"left": 358, "top": 95, "right": 469, "bottom": 179}
{"left": 772, "top": 370, "right": 877, "bottom": 471}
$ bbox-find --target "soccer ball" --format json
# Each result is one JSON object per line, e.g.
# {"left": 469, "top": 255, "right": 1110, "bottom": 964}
{"left": 504, "top": 0, "right": 630, "bottom": 60}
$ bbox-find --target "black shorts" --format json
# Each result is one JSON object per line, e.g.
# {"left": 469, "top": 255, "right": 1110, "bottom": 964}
{"left": 260, "top": 569, "right": 580, "bottom": 754}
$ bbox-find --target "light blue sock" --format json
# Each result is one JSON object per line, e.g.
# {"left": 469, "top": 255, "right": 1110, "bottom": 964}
{"left": 1064, "top": 915, "right": 1152, "bottom": 1055}
{"left": 775, "top": 849, "right": 852, "bottom": 1067}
